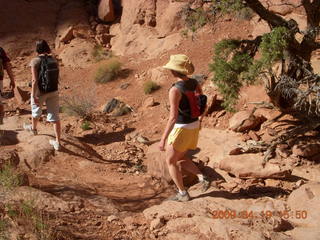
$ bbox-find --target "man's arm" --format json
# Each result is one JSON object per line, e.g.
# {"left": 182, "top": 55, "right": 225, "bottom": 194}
{"left": 4, "top": 62, "right": 15, "bottom": 89}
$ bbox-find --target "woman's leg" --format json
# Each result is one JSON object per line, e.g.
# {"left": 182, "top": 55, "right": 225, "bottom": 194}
{"left": 53, "top": 120, "right": 61, "bottom": 143}
{"left": 179, "top": 154, "right": 201, "bottom": 176}
{"left": 166, "top": 144, "right": 187, "bottom": 192}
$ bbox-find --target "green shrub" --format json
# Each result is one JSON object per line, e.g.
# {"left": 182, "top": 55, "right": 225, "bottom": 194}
{"left": 5, "top": 201, "right": 55, "bottom": 240}
{"left": 211, "top": 0, "right": 245, "bottom": 14}
{"left": 0, "top": 163, "right": 21, "bottom": 191}
{"left": 236, "top": 7, "right": 254, "bottom": 20}
{"left": 95, "top": 58, "right": 122, "bottom": 83}
{"left": 81, "top": 121, "right": 91, "bottom": 130}
{"left": 62, "top": 96, "right": 93, "bottom": 118}
{"left": 143, "top": 81, "right": 160, "bottom": 94}
{"left": 92, "top": 45, "right": 112, "bottom": 62}
{"left": 209, "top": 27, "right": 290, "bottom": 111}
{"left": 0, "top": 219, "right": 9, "bottom": 240}
{"left": 183, "top": 7, "right": 209, "bottom": 32}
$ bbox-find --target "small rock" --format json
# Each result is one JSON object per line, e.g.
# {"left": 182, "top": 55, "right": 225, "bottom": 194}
{"left": 137, "top": 136, "right": 149, "bottom": 144}
{"left": 143, "top": 97, "right": 155, "bottom": 108}
{"left": 229, "top": 147, "right": 243, "bottom": 155}
{"left": 60, "top": 26, "right": 74, "bottom": 43}
{"left": 150, "top": 217, "right": 165, "bottom": 230}
{"left": 120, "top": 83, "right": 130, "bottom": 90}
{"left": 96, "top": 24, "right": 110, "bottom": 34}
{"left": 292, "top": 143, "right": 320, "bottom": 158}
{"left": 264, "top": 179, "right": 281, "bottom": 188}
{"left": 220, "top": 182, "right": 238, "bottom": 191}
{"left": 107, "top": 215, "right": 119, "bottom": 223}
{"left": 295, "top": 179, "right": 304, "bottom": 188}
{"left": 248, "top": 130, "right": 260, "bottom": 141}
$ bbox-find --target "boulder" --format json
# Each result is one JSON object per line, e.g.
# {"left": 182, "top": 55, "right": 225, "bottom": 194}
{"left": 147, "top": 67, "right": 168, "bottom": 85}
{"left": 0, "top": 150, "right": 19, "bottom": 169}
{"left": 73, "top": 24, "right": 94, "bottom": 39}
{"left": 287, "top": 182, "right": 320, "bottom": 228}
{"left": 145, "top": 143, "right": 197, "bottom": 185}
{"left": 55, "top": 1, "right": 89, "bottom": 49}
{"left": 95, "top": 33, "right": 113, "bottom": 45}
{"left": 229, "top": 110, "right": 266, "bottom": 132}
{"left": 19, "top": 135, "right": 55, "bottom": 170}
{"left": 3, "top": 186, "right": 70, "bottom": 212}
{"left": 292, "top": 143, "right": 320, "bottom": 158}
{"left": 219, "top": 154, "right": 292, "bottom": 179}
{"left": 59, "top": 39, "right": 95, "bottom": 69}
{"left": 143, "top": 197, "right": 289, "bottom": 240}
{"left": 109, "top": 0, "right": 184, "bottom": 58}
{"left": 98, "top": 0, "right": 116, "bottom": 22}
{"left": 103, "top": 98, "right": 132, "bottom": 116}
{"left": 269, "top": 5, "right": 292, "bottom": 15}
{"left": 96, "top": 24, "right": 110, "bottom": 35}
{"left": 59, "top": 26, "right": 74, "bottom": 43}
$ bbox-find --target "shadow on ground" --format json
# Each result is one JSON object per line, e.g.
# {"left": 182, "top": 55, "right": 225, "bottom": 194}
{"left": 77, "top": 127, "right": 135, "bottom": 145}
{"left": 0, "top": 130, "right": 19, "bottom": 145}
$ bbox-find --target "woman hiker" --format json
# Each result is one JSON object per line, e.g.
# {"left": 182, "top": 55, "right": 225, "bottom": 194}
{"left": 23, "top": 40, "right": 61, "bottom": 151}
{"left": 159, "top": 54, "right": 210, "bottom": 202}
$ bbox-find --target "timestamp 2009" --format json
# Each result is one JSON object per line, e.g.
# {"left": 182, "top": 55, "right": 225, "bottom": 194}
{"left": 211, "top": 210, "right": 308, "bottom": 219}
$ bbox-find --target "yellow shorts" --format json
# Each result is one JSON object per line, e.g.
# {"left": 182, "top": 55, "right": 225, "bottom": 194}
{"left": 168, "top": 127, "right": 199, "bottom": 152}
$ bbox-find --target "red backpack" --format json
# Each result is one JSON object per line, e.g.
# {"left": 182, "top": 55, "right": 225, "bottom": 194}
{"left": 174, "top": 79, "right": 207, "bottom": 119}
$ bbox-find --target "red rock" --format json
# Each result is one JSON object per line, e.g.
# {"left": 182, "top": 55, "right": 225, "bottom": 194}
{"left": 59, "top": 26, "right": 74, "bottom": 43}
{"left": 143, "top": 96, "right": 155, "bottom": 108}
{"left": 98, "top": 0, "right": 116, "bottom": 22}
{"left": 292, "top": 143, "right": 320, "bottom": 158}
{"left": 248, "top": 130, "right": 260, "bottom": 141}
{"left": 229, "top": 110, "right": 266, "bottom": 132}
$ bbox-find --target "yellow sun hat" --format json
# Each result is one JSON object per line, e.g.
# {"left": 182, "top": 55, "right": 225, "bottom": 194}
{"left": 163, "top": 54, "right": 195, "bottom": 75}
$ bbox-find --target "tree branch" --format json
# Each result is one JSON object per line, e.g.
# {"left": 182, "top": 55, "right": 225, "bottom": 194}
{"left": 244, "top": 0, "right": 288, "bottom": 28}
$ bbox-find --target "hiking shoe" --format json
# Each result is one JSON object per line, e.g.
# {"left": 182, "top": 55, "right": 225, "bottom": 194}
{"left": 167, "top": 192, "right": 190, "bottom": 202}
{"left": 200, "top": 177, "right": 211, "bottom": 193}
{"left": 23, "top": 123, "right": 38, "bottom": 135}
{"left": 49, "top": 139, "right": 61, "bottom": 151}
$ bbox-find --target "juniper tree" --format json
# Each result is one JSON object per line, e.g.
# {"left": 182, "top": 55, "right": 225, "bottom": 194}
{"left": 209, "top": 0, "right": 320, "bottom": 118}
{"left": 208, "top": 0, "right": 320, "bottom": 162}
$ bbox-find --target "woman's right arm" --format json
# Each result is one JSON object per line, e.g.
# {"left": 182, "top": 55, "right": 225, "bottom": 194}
{"left": 159, "top": 87, "right": 181, "bottom": 151}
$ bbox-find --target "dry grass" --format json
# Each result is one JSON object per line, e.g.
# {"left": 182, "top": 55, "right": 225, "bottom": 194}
{"left": 143, "top": 80, "right": 160, "bottom": 94}
{"left": 61, "top": 96, "right": 93, "bottom": 118}
{"left": 95, "top": 58, "right": 122, "bottom": 84}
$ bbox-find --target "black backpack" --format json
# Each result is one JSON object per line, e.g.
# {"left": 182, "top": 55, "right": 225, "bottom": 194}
{"left": 38, "top": 55, "right": 59, "bottom": 93}
{"left": 0, "top": 47, "right": 5, "bottom": 80}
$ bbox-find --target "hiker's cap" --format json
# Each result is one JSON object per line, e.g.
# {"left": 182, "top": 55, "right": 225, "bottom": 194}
{"left": 163, "top": 54, "right": 194, "bottom": 75}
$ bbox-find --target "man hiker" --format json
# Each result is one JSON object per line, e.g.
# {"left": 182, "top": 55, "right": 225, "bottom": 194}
{"left": 159, "top": 54, "right": 210, "bottom": 202}
{"left": 23, "top": 40, "right": 61, "bottom": 150}
{"left": 0, "top": 47, "right": 15, "bottom": 124}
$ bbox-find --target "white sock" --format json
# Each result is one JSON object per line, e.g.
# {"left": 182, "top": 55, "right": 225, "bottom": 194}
{"left": 179, "top": 189, "right": 187, "bottom": 195}
{"left": 197, "top": 174, "right": 204, "bottom": 182}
